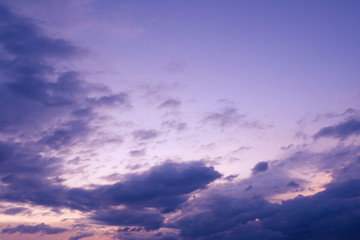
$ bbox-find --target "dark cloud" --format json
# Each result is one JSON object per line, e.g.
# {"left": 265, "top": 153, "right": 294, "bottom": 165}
{"left": 0, "top": 160, "right": 220, "bottom": 222}
{"left": 252, "top": 161, "right": 268, "bottom": 175}
{"left": 0, "top": 4, "right": 82, "bottom": 59}
{"left": 314, "top": 108, "right": 358, "bottom": 122}
{"left": 165, "top": 145, "right": 360, "bottom": 240}
{"left": 0, "top": 4, "right": 83, "bottom": 134}
{"left": 171, "top": 194, "right": 279, "bottom": 240}
{"left": 92, "top": 207, "right": 164, "bottom": 231}
{"left": 3, "top": 207, "right": 28, "bottom": 215}
{"left": 2, "top": 223, "right": 67, "bottom": 235}
{"left": 69, "top": 232, "right": 94, "bottom": 240}
{"left": 224, "top": 174, "right": 238, "bottom": 181}
{"left": 314, "top": 119, "right": 360, "bottom": 140}
{"left": 0, "top": 3, "right": 130, "bottom": 137}
{"left": 132, "top": 129, "right": 159, "bottom": 141}
{"left": 39, "top": 119, "right": 91, "bottom": 149}
{"left": 0, "top": 141, "right": 62, "bottom": 177}
{"left": 158, "top": 98, "right": 181, "bottom": 109}
{"left": 286, "top": 181, "right": 300, "bottom": 188}
{"left": 91, "top": 161, "right": 222, "bottom": 213}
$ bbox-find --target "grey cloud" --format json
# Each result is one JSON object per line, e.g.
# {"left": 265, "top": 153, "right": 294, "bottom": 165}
{"left": 0, "top": 3, "right": 130, "bottom": 136}
{"left": 92, "top": 207, "right": 164, "bottom": 231}
{"left": 314, "top": 119, "right": 360, "bottom": 140}
{"left": 252, "top": 161, "right": 268, "bottom": 175}
{"left": 0, "top": 159, "right": 221, "bottom": 221}
{"left": 3, "top": 207, "right": 28, "bottom": 215}
{"left": 92, "top": 161, "right": 222, "bottom": 213}
{"left": 286, "top": 181, "right": 300, "bottom": 188}
{"left": 69, "top": 232, "right": 94, "bottom": 240}
{"left": 165, "top": 143, "right": 360, "bottom": 240}
{"left": 2, "top": 223, "right": 67, "bottom": 235}
{"left": 39, "top": 119, "right": 91, "bottom": 149}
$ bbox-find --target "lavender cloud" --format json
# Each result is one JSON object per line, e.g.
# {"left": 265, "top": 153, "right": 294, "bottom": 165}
{"left": 252, "top": 161, "right": 269, "bottom": 175}
{"left": 203, "top": 107, "right": 269, "bottom": 129}
{"left": 158, "top": 98, "right": 181, "bottom": 109}
{"left": 132, "top": 129, "right": 159, "bottom": 141}
{"left": 2, "top": 223, "right": 67, "bottom": 235}
{"left": 69, "top": 232, "right": 94, "bottom": 240}
{"left": 314, "top": 119, "right": 360, "bottom": 140}
{"left": 166, "top": 144, "right": 360, "bottom": 240}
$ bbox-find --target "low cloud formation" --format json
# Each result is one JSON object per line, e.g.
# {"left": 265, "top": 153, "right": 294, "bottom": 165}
{"left": 69, "top": 232, "right": 94, "bottom": 240}
{"left": 0, "top": 159, "right": 221, "bottom": 229}
{"left": 165, "top": 144, "right": 360, "bottom": 240}
{"left": 92, "top": 207, "right": 164, "bottom": 230}
{"left": 314, "top": 119, "right": 360, "bottom": 140}
{"left": 2, "top": 223, "right": 67, "bottom": 235}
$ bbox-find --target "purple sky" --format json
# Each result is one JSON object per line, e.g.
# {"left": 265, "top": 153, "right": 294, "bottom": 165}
{"left": 0, "top": 1, "right": 360, "bottom": 240}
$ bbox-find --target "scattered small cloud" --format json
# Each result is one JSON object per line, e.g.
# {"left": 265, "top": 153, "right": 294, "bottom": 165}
{"left": 158, "top": 98, "right": 181, "bottom": 109}
{"left": 132, "top": 129, "right": 159, "bottom": 141}
{"left": 129, "top": 148, "right": 146, "bottom": 157}
{"left": 166, "top": 59, "right": 186, "bottom": 73}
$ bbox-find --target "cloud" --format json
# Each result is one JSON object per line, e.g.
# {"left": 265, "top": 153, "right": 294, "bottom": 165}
{"left": 2, "top": 207, "right": 28, "bottom": 215}
{"left": 87, "top": 93, "right": 131, "bottom": 107}
{"left": 164, "top": 143, "right": 360, "bottom": 240}
{"left": 91, "top": 161, "right": 222, "bottom": 213}
{"left": 0, "top": 2, "right": 130, "bottom": 137}
{"left": 1, "top": 159, "right": 221, "bottom": 221}
{"left": 2, "top": 223, "right": 67, "bottom": 235}
{"left": 39, "top": 119, "right": 91, "bottom": 149}
{"left": 203, "top": 107, "right": 268, "bottom": 129}
{"left": 129, "top": 148, "right": 146, "bottom": 157}
{"left": 314, "top": 119, "right": 360, "bottom": 140}
{"left": 92, "top": 207, "right": 164, "bottom": 231}
{"left": 0, "top": 4, "right": 82, "bottom": 59}
{"left": 69, "top": 232, "right": 94, "bottom": 240}
{"left": 132, "top": 129, "right": 159, "bottom": 141}
{"left": 162, "top": 121, "right": 187, "bottom": 131}
{"left": 158, "top": 98, "right": 181, "bottom": 109}
{"left": 251, "top": 161, "right": 269, "bottom": 175}
{"left": 204, "top": 107, "right": 244, "bottom": 128}
{"left": 166, "top": 59, "right": 186, "bottom": 73}
{"left": 286, "top": 181, "right": 300, "bottom": 188}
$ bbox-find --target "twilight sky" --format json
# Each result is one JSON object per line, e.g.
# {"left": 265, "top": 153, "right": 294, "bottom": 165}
{"left": 0, "top": 1, "right": 360, "bottom": 239}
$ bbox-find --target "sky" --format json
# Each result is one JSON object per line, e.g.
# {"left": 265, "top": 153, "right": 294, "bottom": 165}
{"left": 0, "top": 0, "right": 360, "bottom": 239}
